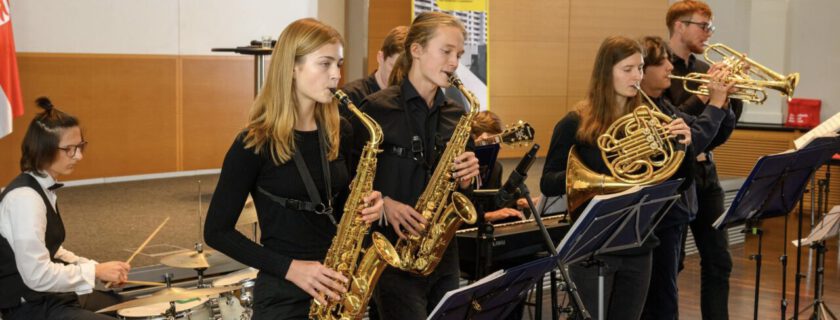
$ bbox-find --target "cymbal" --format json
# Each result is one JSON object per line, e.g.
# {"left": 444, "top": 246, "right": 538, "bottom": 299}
{"left": 159, "top": 250, "right": 226, "bottom": 269}
{"left": 236, "top": 196, "right": 258, "bottom": 226}
{"left": 97, "top": 285, "right": 240, "bottom": 313}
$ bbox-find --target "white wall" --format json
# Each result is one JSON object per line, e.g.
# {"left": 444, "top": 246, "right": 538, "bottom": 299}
{"left": 672, "top": 0, "right": 839, "bottom": 124}
{"left": 9, "top": 0, "right": 327, "bottom": 55}
{"left": 787, "top": 0, "right": 840, "bottom": 122}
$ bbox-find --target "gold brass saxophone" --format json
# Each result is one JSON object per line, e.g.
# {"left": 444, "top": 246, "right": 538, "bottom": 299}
{"left": 310, "top": 89, "right": 401, "bottom": 320}
{"left": 668, "top": 43, "right": 799, "bottom": 104}
{"left": 393, "top": 73, "right": 479, "bottom": 276}
{"left": 566, "top": 87, "right": 685, "bottom": 220}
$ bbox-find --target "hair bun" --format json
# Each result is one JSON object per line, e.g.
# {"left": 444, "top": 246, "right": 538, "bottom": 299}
{"left": 35, "top": 97, "right": 54, "bottom": 111}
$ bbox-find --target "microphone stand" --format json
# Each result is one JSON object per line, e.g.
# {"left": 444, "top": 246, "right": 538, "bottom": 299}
{"left": 518, "top": 181, "right": 590, "bottom": 320}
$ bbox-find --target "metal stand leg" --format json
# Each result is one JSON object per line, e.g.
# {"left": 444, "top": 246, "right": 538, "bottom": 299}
{"left": 747, "top": 223, "right": 764, "bottom": 320}
{"left": 550, "top": 270, "right": 559, "bottom": 320}
{"left": 598, "top": 264, "right": 605, "bottom": 320}
{"left": 791, "top": 242, "right": 838, "bottom": 320}
{"left": 254, "top": 55, "right": 265, "bottom": 96}
{"left": 536, "top": 274, "right": 544, "bottom": 320}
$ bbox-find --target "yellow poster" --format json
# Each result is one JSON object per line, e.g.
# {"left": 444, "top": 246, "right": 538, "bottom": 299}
{"left": 435, "top": 0, "right": 487, "bottom": 12}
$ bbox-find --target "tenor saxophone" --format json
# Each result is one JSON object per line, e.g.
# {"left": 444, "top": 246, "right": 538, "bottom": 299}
{"left": 309, "top": 89, "right": 401, "bottom": 320}
{"left": 393, "top": 74, "right": 479, "bottom": 276}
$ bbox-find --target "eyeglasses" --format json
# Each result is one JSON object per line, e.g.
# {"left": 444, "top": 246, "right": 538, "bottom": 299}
{"left": 681, "top": 20, "right": 716, "bottom": 33}
{"left": 57, "top": 141, "right": 88, "bottom": 157}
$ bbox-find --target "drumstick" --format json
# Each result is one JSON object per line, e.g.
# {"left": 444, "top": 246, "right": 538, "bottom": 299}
{"left": 105, "top": 217, "right": 170, "bottom": 288}
{"left": 122, "top": 280, "right": 166, "bottom": 287}
{"left": 126, "top": 217, "right": 170, "bottom": 264}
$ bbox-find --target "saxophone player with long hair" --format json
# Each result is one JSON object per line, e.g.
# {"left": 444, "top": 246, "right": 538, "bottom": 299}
{"left": 540, "top": 36, "right": 693, "bottom": 320}
{"left": 349, "top": 12, "right": 480, "bottom": 320}
{"left": 203, "top": 18, "right": 384, "bottom": 319}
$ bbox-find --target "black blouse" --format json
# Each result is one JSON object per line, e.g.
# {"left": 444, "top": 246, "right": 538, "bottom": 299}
{"left": 204, "top": 125, "right": 352, "bottom": 278}
{"left": 540, "top": 111, "right": 608, "bottom": 198}
{"left": 350, "top": 78, "right": 472, "bottom": 242}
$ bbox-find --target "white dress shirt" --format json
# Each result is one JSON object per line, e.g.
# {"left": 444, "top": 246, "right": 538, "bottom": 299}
{"left": 0, "top": 172, "right": 97, "bottom": 296}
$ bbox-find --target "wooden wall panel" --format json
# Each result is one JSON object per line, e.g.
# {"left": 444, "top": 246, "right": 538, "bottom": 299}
{"left": 714, "top": 130, "right": 797, "bottom": 178}
{"left": 0, "top": 54, "right": 255, "bottom": 184}
{"left": 1, "top": 54, "right": 179, "bottom": 183}
{"left": 492, "top": 96, "right": 568, "bottom": 159}
{"left": 490, "top": 1, "right": 569, "bottom": 43}
{"left": 489, "top": 0, "right": 571, "bottom": 157}
{"left": 367, "top": 0, "right": 411, "bottom": 75}
{"left": 181, "top": 56, "right": 254, "bottom": 170}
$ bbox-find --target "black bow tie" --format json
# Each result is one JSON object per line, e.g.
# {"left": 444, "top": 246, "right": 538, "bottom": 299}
{"left": 48, "top": 183, "right": 64, "bottom": 191}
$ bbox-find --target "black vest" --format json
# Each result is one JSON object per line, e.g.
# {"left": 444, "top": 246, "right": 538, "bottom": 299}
{"left": 0, "top": 173, "right": 67, "bottom": 308}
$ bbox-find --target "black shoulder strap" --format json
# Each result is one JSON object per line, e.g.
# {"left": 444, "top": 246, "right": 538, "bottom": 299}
{"left": 291, "top": 126, "right": 336, "bottom": 225}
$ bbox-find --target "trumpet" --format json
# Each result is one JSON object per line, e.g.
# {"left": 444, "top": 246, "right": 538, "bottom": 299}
{"left": 669, "top": 43, "right": 799, "bottom": 104}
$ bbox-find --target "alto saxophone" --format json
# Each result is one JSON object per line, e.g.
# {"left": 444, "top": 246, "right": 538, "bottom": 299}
{"left": 393, "top": 74, "right": 479, "bottom": 276}
{"left": 309, "top": 89, "right": 401, "bottom": 320}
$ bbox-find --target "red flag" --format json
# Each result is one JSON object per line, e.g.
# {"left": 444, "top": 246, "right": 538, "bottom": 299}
{"left": 1, "top": 0, "right": 24, "bottom": 138}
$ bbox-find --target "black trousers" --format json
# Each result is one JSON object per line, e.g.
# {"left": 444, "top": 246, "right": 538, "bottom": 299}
{"left": 373, "top": 243, "right": 460, "bottom": 320}
{"left": 251, "top": 272, "right": 311, "bottom": 320}
{"left": 568, "top": 251, "right": 653, "bottom": 320}
{"left": 641, "top": 223, "right": 686, "bottom": 320}
{"left": 684, "top": 161, "right": 732, "bottom": 320}
{"left": 1, "top": 291, "right": 122, "bottom": 320}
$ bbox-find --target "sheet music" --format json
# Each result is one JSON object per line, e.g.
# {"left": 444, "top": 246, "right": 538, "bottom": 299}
{"left": 794, "top": 112, "right": 840, "bottom": 150}
{"left": 792, "top": 209, "right": 840, "bottom": 247}
{"left": 713, "top": 208, "right": 727, "bottom": 229}
{"left": 555, "top": 186, "right": 642, "bottom": 254}
{"left": 427, "top": 269, "right": 505, "bottom": 318}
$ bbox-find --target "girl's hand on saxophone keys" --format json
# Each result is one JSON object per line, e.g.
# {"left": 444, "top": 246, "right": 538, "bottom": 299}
{"left": 286, "top": 260, "right": 348, "bottom": 305}
{"left": 358, "top": 191, "right": 384, "bottom": 224}
{"left": 383, "top": 197, "right": 427, "bottom": 239}
{"left": 452, "top": 151, "right": 480, "bottom": 189}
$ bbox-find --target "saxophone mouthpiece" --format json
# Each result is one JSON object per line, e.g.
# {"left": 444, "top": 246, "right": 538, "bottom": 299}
{"left": 446, "top": 72, "right": 461, "bottom": 87}
{"left": 329, "top": 88, "right": 338, "bottom": 94}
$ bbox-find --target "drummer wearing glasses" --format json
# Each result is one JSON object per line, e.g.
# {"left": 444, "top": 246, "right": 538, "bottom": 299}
{"left": 0, "top": 97, "right": 130, "bottom": 320}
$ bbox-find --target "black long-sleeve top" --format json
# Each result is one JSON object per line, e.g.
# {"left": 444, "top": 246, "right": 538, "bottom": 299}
{"left": 540, "top": 111, "right": 608, "bottom": 198}
{"left": 666, "top": 53, "right": 742, "bottom": 152}
{"left": 351, "top": 77, "right": 472, "bottom": 242}
{"left": 650, "top": 95, "right": 729, "bottom": 226}
{"left": 652, "top": 95, "right": 731, "bottom": 158}
{"left": 340, "top": 73, "right": 381, "bottom": 119}
{"left": 204, "top": 126, "right": 352, "bottom": 279}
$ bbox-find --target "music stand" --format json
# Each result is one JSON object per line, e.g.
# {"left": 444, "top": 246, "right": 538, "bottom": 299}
{"left": 555, "top": 180, "right": 682, "bottom": 320}
{"left": 791, "top": 209, "right": 840, "bottom": 320}
{"left": 427, "top": 256, "right": 557, "bottom": 320}
{"left": 713, "top": 136, "right": 840, "bottom": 320}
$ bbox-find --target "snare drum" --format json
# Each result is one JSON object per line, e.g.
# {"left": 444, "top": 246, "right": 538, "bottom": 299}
{"left": 117, "top": 297, "right": 210, "bottom": 320}
{"left": 212, "top": 268, "right": 258, "bottom": 320}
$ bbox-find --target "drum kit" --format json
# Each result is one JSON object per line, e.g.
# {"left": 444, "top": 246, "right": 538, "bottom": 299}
{"left": 100, "top": 193, "right": 262, "bottom": 319}
{"left": 101, "top": 243, "right": 260, "bottom": 320}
